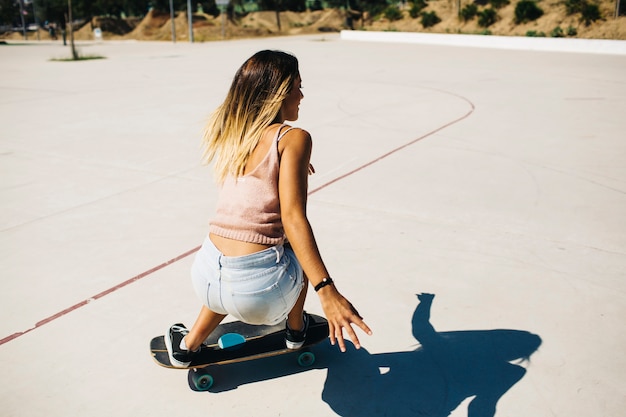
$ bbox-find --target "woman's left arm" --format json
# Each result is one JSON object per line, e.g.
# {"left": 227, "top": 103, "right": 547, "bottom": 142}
{"left": 278, "top": 128, "right": 372, "bottom": 352}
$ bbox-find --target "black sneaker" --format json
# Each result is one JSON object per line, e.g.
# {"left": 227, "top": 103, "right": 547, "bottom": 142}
{"left": 285, "top": 312, "right": 309, "bottom": 350}
{"left": 165, "top": 323, "right": 196, "bottom": 368}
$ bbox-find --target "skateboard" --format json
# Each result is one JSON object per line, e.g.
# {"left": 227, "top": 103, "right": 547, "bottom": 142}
{"left": 150, "top": 313, "right": 329, "bottom": 390}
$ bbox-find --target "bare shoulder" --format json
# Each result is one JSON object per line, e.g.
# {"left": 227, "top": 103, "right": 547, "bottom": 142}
{"left": 281, "top": 126, "right": 311, "bottom": 142}
{"left": 278, "top": 126, "right": 312, "bottom": 153}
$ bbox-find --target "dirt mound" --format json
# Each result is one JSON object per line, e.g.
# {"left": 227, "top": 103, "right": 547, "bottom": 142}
{"left": 237, "top": 9, "right": 345, "bottom": 34}
{"left": 126, "top": 9, "right": 172, "bottom": 40}
{"left": 299, "top": 9, "right": 347, "bottom": 33}
{"left": 93, "top": 16, "right": 139, "bottom": 35}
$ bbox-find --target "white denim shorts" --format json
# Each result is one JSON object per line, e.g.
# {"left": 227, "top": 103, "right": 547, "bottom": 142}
{"left": 190, "top": 236, "right": 304, "bottom": 325}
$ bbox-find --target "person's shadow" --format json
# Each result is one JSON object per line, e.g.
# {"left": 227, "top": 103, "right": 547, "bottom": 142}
{"left": 322, "top": 294, "right": 542, "bottom": 416}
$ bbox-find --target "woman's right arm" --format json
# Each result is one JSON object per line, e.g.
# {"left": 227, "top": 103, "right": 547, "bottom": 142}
{"left": 278, "top": 128, "right": 372, "bottom": 352}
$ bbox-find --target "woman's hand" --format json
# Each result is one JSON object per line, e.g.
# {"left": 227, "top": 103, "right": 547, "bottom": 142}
{"left": 317, "top": 285, "right": 372, "bottom": 352}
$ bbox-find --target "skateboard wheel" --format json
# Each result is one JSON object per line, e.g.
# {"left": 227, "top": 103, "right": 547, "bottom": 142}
{"left": 297, "top": 351, "right": 315, "bottom": 367}
{"left": 191, "top": 369, "right": 214, "bottom": 391}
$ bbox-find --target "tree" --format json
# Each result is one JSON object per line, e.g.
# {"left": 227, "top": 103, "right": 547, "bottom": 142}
{"left": 0, "top": 0, "right": 19, "bottom": 26}
{"left": 0, "top": 0, "right": 150, "bottom": 28}
{"left": 477, "top": 7, "right": 497, "bottom": 26}
{"left": 514, "top": 0, "right": 543, "bottom": 23}
{"left": 68, "top": 0, "right": 78, "bottom": 59}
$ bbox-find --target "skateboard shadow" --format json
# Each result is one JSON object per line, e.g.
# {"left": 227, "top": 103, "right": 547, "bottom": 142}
{"left": 190, "top": 343, "right": 332, "bottom": 393}
{"left": 321, "top": 293, "right": 542, "bottom": 417}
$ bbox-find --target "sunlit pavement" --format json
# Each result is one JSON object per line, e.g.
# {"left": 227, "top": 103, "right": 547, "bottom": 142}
{"left": 1, "top": 34, "right": 625, "bottom": 416}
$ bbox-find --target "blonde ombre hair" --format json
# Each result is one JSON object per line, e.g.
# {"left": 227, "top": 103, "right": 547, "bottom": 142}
{"left": 202, "top": 50, "right": 300, "bottom": 183}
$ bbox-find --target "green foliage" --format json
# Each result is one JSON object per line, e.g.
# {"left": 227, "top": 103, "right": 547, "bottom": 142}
{"left": 420, "top": 10, "right": 441, "bottom": 27}
{"left": 0, "top": 0, "right": 19, "bottom": 24}
{"left": 580, "top": 2, "right": 601, "bottom": 25}
{"left": 2, "top": 0, "right": 163, "bottom": 25}
{"left": 334, "top": 0, "right": 388, "bottom": 16}
{"left": 1, "top": 0, "right": 311, "bottom": 26}
{"left": 566, "top": 25, "right": 578, "bottom": 35}
{"left": 479, "top": 29, "right": 493, "bottom": 34}
{"left": 564, "top": 0, "right": 602, "bottom": 25}
{"left": 258, "top": 0, "right": 307, "bottom": 12}
{"left": 550, "top": 26, "right": 564, "bottom": 37}
{"left": 514, "top": 0, "right": 544, "bottom": 23}
{"left": 564, "top": 0, "right": 585, "bottom": 15}
{"left": 306, "top": 0, "right": 324, "bottom": 11}
{"left": 384, "top": 5, "right": 404, "bottom": 21}
{"left": 2, "top": 0, "right": 66, "bottom": 25}
{"left": 525, "top": 30, "right": 546, "bottom": 36}
{"left": 409, "top": 0, "right": 429, "bottom": 18}
{"left": 460, "top": 4, "right": 478, "bottom": 21}
{"left": 489, "top": 0, "right": 510, "bottom": 9}
{"left": 477, "top": 7, "right": 497, "bottom": 27}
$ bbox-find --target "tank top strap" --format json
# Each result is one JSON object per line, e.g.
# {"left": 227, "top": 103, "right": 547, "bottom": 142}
{"left": 276, "top": 125, "right": 297, "bottom": 143}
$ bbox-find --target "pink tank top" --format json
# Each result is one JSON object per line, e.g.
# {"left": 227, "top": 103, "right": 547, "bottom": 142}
{"left": 209, "top": 125, "right": 294, "bottom": 245}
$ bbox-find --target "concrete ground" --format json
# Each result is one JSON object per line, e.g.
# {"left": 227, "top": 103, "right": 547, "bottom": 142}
{"left": 1, "top": 34, "right": 624, "bottom": 417}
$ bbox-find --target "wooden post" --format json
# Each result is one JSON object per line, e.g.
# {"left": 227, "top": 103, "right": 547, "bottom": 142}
{"left": 68, "top": 0, "right": 78, "bottom": 60}
{"left": 275, "top": 0, "right": 282, "bottom": 32}
{"left": 170, "top": 0, "right": 176, "bottom": 43}
{"left": 187, "top": 0, "right": 194, "bottom": 42}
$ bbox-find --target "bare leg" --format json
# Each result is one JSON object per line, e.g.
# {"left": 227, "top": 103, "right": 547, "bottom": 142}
{"left": 287, "top": 274, "right": 309, "bottom": 331}
{"left": 184, "top": 305, "right": 226, "bottom": 351}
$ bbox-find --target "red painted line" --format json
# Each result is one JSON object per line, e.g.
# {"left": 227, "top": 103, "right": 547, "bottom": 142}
{"left": 0, "top": 246, "right": 200, "bottom": 346}
{"left": 309, "top": 103, "right": 474, "bottom": 194}
{"left": 1, "top": 93, "right": 474, "bottom": 346}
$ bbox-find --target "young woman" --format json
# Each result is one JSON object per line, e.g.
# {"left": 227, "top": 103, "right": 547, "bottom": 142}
{"left": 166, "top": 50, "right": 372, "bottom": 368}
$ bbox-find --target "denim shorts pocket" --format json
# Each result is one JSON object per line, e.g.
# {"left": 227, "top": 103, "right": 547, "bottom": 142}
{"left": 229, "top": 282, "right": 288, "bottom": 325}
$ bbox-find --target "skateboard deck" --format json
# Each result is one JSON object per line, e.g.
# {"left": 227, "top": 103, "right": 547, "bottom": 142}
{"left": 150, "top": 313, "right": 329, "bottom": 390}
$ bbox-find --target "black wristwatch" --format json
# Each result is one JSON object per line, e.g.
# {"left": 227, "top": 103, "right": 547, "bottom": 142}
{"left": 314, "top": 277, "right": 334, "bottom": 292}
